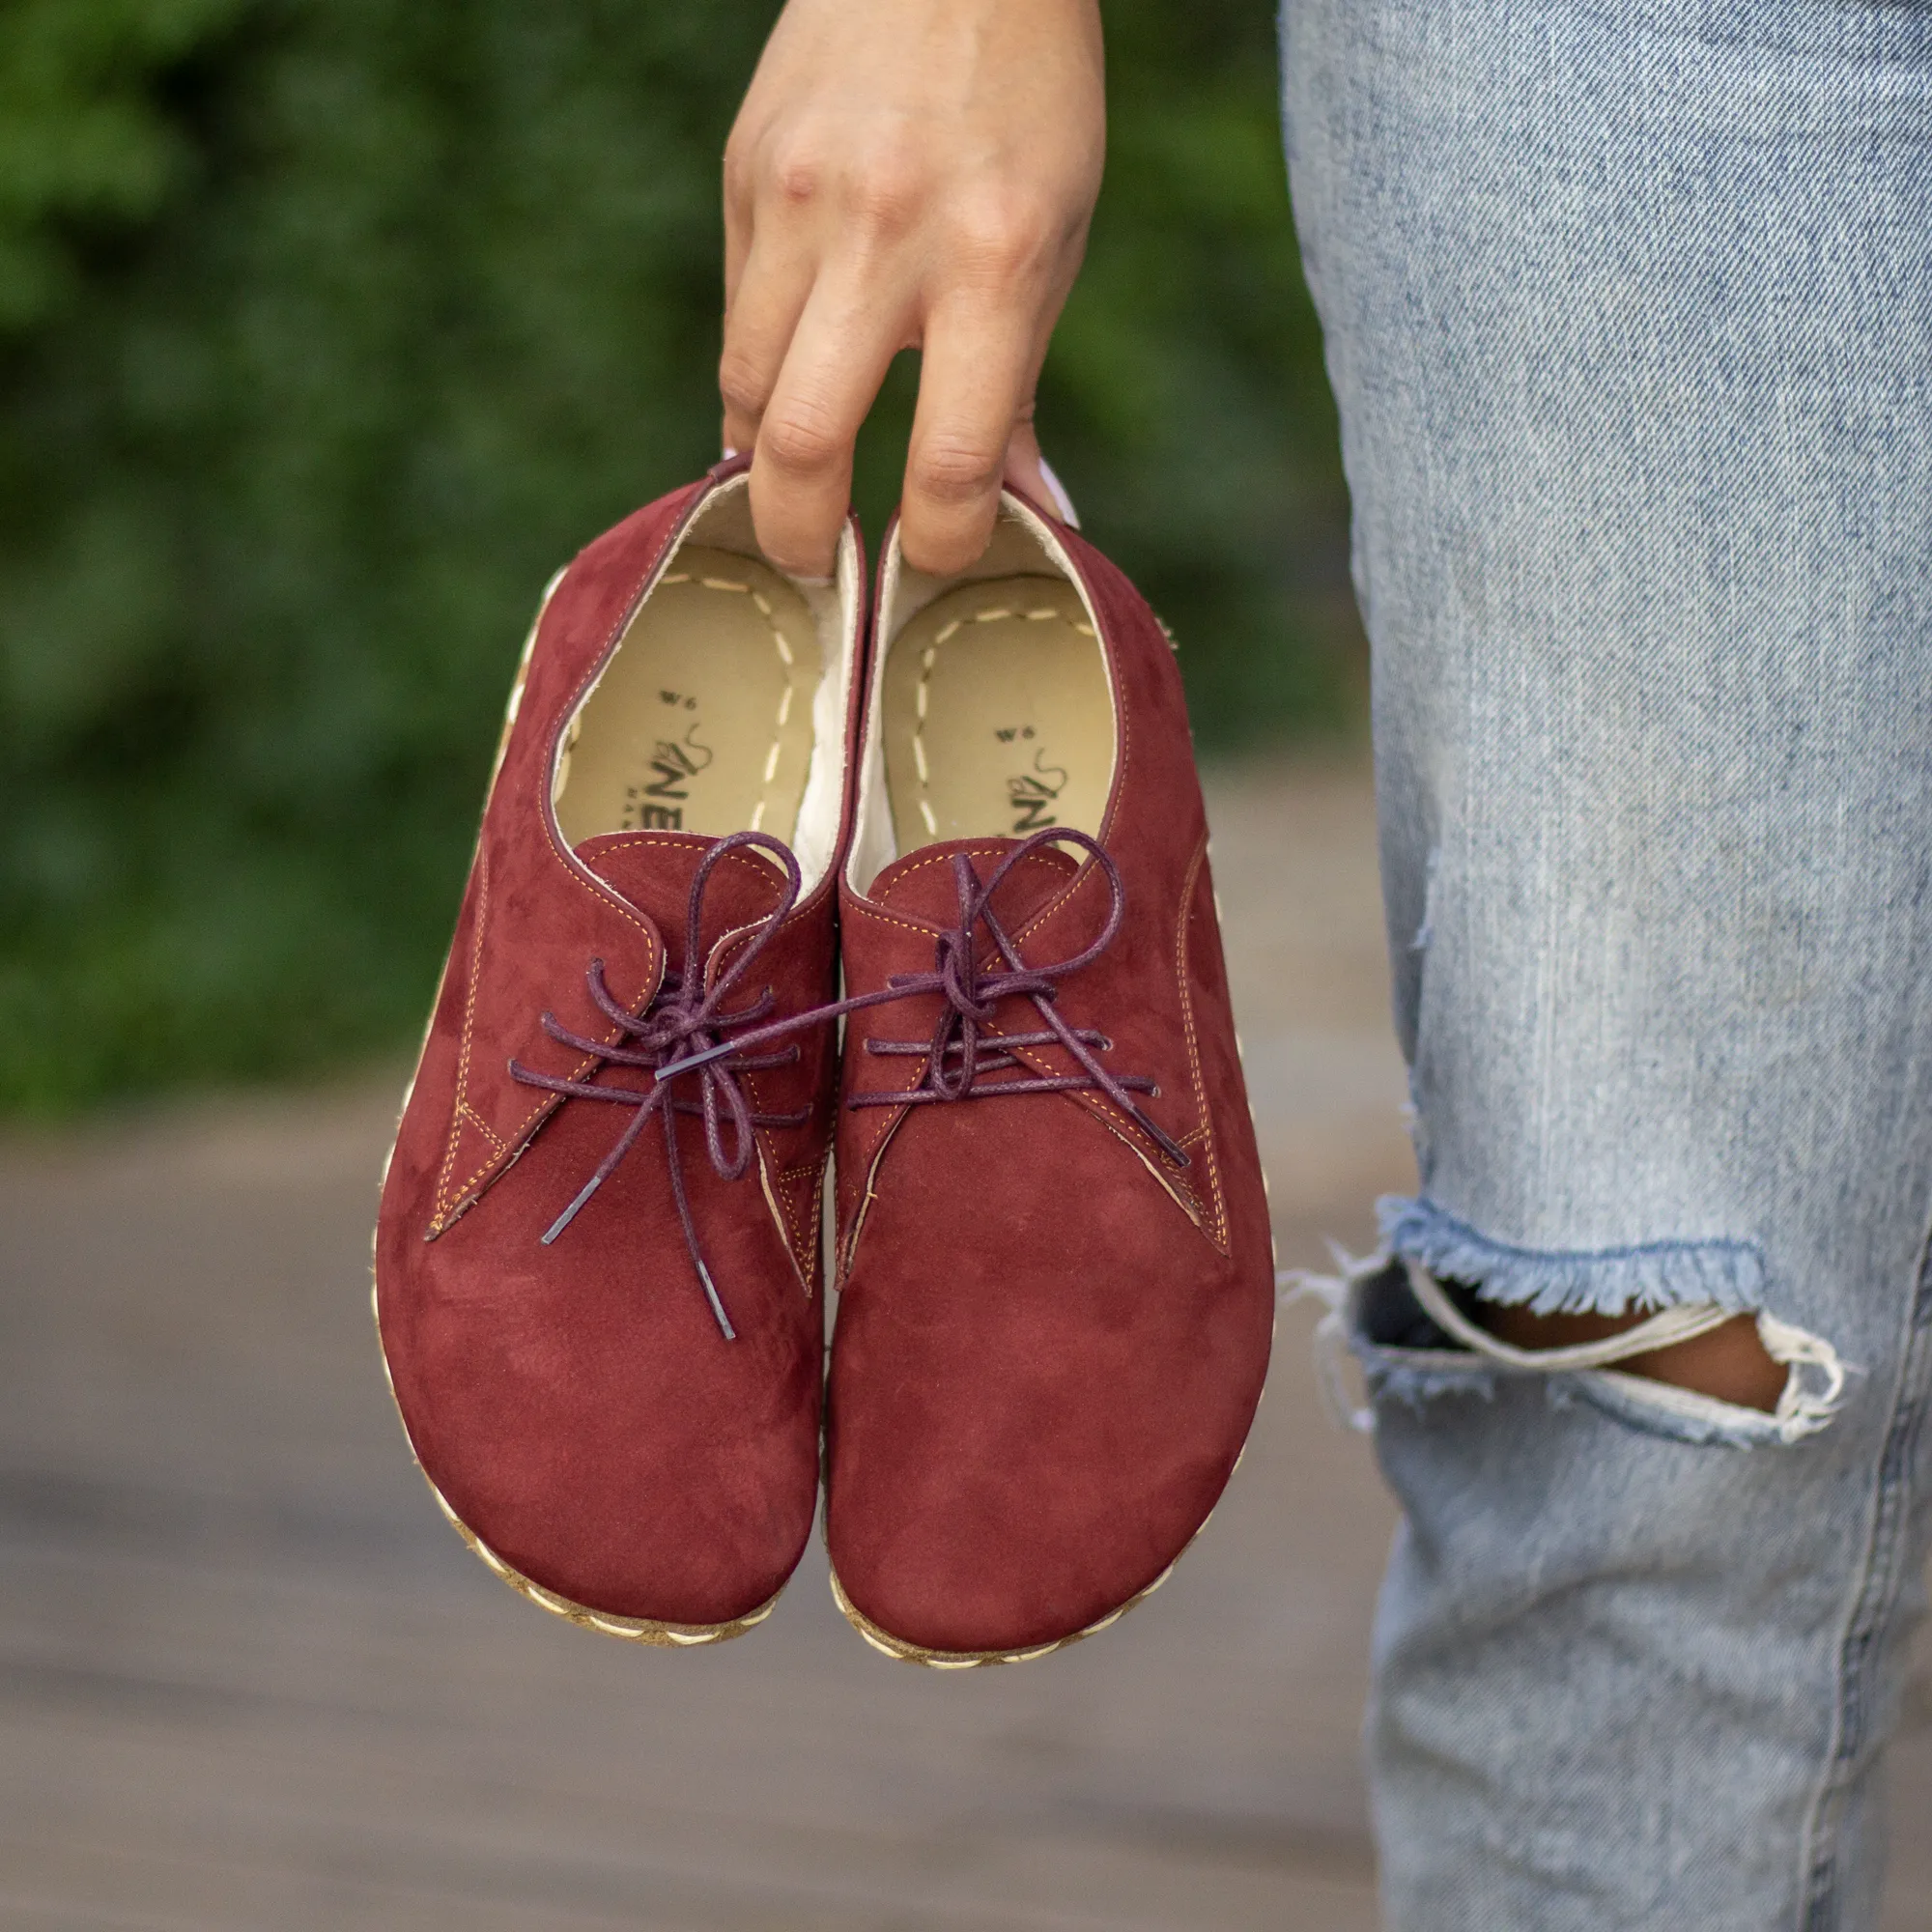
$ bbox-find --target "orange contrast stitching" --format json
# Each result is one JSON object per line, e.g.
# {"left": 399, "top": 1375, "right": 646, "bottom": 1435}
{"left": 431, "top": 851, "right": 493, "bottom": 1228}
{"left": 1173, "top": 836, "right": 1228, "bottom": 1251}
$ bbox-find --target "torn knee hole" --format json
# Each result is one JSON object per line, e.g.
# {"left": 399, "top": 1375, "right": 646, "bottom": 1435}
{"left": 1406, "top": 1262, "right": 1842, "bottom": 1431}
{"left": 1299, "top": 1212, "right": 1850, "bottom": 1444}
{"left": 1471, "top": 1296, "right": 1786, "bottom": 1412}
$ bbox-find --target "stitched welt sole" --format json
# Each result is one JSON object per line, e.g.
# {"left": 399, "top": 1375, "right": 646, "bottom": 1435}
{"left": 371, "top": 1274, "right": 781, "bottom": 1649}
{"left": 422, "top": 1473, "right": 781, "bottom": 1648}
{"left": 827, "top": 1559, "right": 1177, "bottom": 1668}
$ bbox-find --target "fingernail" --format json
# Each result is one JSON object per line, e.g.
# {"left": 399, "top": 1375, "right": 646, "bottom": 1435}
{"left": 721, "top": 445, "right": 740, "bottom": 460}
{"left": 1037, "top": 457, "right": 1081, "bottom": 528}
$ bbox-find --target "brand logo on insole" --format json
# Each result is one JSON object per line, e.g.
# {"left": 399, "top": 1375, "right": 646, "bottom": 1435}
{"left": 1006, "top": 748, "right": 1068, "bottom": 834}
{"left": 623, "top": 717, "right": 713, "bottom": 832}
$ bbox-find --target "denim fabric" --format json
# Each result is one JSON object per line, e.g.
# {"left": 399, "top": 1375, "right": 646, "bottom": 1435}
{"left": 1280, "top": 3, "right": 1932, "bottom": 1925}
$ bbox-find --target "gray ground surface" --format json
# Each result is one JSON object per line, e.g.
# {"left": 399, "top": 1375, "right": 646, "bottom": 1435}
{"left": 3, "top": 754, "right": 1928, "bottom": 1929}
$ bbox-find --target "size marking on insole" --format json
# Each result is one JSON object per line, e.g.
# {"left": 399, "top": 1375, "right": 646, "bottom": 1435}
{"left": 911, "top": 603, "right": 1094, "bottom": 839}
{"left": 654, "top": 571, "right": 807, "bottom": 834}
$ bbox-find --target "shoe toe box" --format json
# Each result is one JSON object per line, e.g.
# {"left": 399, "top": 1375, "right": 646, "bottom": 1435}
{"left": 825, "top": 1139, "right": 1271, "bottom": 1657}
{"left": 379, "top": 1172, "right": 821, "bottom": 1630}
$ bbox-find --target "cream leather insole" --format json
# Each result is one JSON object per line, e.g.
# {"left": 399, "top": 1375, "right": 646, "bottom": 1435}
{"left": 554, "top": 547, "right": 822, "bottom": 848}
{"left": 883, "top": 576, "right": 1113, "bottom": 851}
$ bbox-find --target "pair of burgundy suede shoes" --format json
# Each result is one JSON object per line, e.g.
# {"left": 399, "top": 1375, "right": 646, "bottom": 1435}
{"left": 374, "top": 457, "right": 1274, "bottom": 1665}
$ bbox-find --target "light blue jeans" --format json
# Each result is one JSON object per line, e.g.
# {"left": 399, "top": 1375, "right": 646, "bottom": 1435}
{"left": 1280, "top": 3, "right": 1932, "bottom": 1925}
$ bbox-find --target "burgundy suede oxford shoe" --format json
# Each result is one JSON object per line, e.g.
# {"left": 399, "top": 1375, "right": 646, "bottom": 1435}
{"left": 822, "top": 490, "right": 1276, "bottom": 1665}
{"left": 375, "top": 460, "right": 865, "bottom": 1645}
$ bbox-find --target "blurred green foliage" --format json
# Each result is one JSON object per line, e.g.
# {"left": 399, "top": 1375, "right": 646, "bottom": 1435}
{"left": 0, "top": 0, "right": 1353, "bottom": 1113}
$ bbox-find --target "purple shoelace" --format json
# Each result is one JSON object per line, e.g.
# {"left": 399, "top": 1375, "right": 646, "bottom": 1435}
{"left": 508, "top": 830, "right": 811, "bottom": 1340}
{"left": 517, "top": 826, "right": 1182, "bottom": 1342}
{"left": 837, "top": 830, "right": 1188, "bottom": 1163}
{"left": 678, "top": 825, "right": 1187, "bottom": 1151}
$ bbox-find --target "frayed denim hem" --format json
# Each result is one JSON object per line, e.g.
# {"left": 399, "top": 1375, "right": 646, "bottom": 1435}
{"left": 1377, "top": 1196, "right": 1767, "bottom": 1320}
{"left": 1358, "top": 1349, "right": 1498, "bottom": 1410}
{"left": 1559, "top": 1368, "right": 1826, "bottom": 1449}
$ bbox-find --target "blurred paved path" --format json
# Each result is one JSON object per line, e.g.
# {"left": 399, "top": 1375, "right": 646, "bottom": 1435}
{"left": 3, "top": 754, "right": 1927, "bottom": 1929}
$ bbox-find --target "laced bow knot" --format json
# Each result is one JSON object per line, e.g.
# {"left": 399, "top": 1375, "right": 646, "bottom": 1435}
{"left": 515, "top": 827, "right": 1188, "bottom": 1344}
{"left": 507, "top": 830, "right": 812, "bottom": 1340}
{"left": 849, "top": 829, "right": 1189, "bottom": 1167}
{"left": 677, "top": 830, "right": 1186, "bottom": 1164}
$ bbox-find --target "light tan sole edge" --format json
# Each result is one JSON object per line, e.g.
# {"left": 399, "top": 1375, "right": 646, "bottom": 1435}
{"left": 370, "top": 1275, "right": 782, "bottom": 1650}
{"left": 422, "top": 1472, "right": 781, "bottom": 1649}
{"left": 827, "top": 1558, "right": 1178, "bottom": 1669}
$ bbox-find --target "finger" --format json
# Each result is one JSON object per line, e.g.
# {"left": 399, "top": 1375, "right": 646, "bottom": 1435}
{"left": 750, "top": 266, "right": 913, "bottom": 577}
{"left": 722, "top": 134, "right": 756, "bottom": 319}
{"left": 899, "top": 299, "right": 1047, "bottom": 576}
{"left": 718, "top": 228, "right": 818, "bottom": 464}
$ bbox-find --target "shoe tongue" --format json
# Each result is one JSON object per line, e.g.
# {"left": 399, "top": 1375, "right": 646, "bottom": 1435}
{"left": 574, "top": 831, "right": 793, "bottom": 968}
{"left": 870, "top": 837, "right": 1082, "bottom": 930}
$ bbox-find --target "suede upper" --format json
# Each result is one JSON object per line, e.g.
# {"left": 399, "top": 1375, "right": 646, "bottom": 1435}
{"left": 376, "top": 463, "right": 857, "bottom": 1628}
{"left": 824, "top": 498, "right": 1276, "bottom": 1656}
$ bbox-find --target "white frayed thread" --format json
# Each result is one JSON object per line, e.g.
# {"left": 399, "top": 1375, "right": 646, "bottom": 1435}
{"left": 1758, "top": 1312, "right": 1850, "bottom": 1445}
{"left": 1404, "top": 1258, "right": 1735, "bottom": 1372}
{"left": 1279, "top": 1243, "right": 1380, "bottom": 1435}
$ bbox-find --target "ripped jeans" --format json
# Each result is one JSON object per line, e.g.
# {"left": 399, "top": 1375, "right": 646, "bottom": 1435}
{"left": 1281, "top": 2, "right": 1932, "bottom": 1925}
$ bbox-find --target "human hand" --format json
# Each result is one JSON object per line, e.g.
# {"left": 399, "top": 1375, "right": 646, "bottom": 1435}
{"left": 721, "top": 0, "right": 1103, "bottom": 578}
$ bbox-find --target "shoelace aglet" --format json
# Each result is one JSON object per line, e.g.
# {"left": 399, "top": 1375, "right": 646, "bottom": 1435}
{"left": 541, "top": 1174, "right": 604, "bottom": 1246}
{"left": 661, "top": 1036, "right": 733, "bottom": 1077}
{"left": 1129, "top": 1102, "right": 1190, "bottom": 1168}
{"left": 696, "top": 1257, "right": 737, "bottom": 1341}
